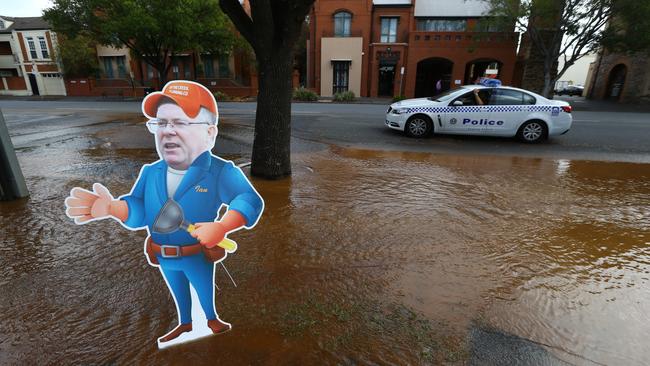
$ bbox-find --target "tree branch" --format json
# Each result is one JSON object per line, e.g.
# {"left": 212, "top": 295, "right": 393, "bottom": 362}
{"left": 220, "top": 0, "right": 257, "bottom": 50}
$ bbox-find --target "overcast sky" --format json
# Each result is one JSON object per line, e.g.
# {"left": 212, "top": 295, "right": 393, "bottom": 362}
{"left": 1, "top": 0, "right": 52, "bottom": 17}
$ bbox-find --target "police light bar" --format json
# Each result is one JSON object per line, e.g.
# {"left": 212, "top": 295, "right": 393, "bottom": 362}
{"left": 479, "top": 78, "right": 502, "bottom": 87}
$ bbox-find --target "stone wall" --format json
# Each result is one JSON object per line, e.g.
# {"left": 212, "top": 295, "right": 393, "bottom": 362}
{"left": 518, "top": 30, "right": 559, "bottom": 95}
{"left": 588, "top": 51, "right": 650, "bottom": 104}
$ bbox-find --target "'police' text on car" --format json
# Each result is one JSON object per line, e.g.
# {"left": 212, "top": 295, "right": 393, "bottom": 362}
{"left": 385, "top": 82, "right": 572, "bottom": 143}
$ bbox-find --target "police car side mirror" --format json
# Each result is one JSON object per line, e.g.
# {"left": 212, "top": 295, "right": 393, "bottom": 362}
{"left": 452, "top": 101, "right": 463, "bottom": 107}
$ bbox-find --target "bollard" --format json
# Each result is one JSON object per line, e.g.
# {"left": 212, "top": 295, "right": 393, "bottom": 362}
{"left": 0, "top": 108, "right": 29, "bottom": 200}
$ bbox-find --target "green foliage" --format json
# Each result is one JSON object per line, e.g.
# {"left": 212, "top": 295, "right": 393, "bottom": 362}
{"left": 213, "top": 90, "right": 231, "bottom": 101}
{"left": 392, "top": 95, "right": 407, "bottom": 102}
{"left": 601, "top": 0, "right": 650, "bottom": 53}
{"left": 333, "top": 90, "right": 355, "bottom": 102}
{"left": 44, "top": 0, "right": 237, "bottom": 84}
{"left": 55, "top": 34, "right": 99, "bottom": 78}
{"left": 485, "top": 0, "right": 632, "bottom": 96}
{"left": 292, "top": 87, "right": 318, "bottom": 101}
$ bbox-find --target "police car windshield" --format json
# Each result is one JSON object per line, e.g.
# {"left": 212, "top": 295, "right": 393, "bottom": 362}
{"left": 429, "top": 89, "right": 461, "bottom": 102}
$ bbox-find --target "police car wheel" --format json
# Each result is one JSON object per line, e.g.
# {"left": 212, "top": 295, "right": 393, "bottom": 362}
{"left": 517, "top": 120, "right": 547, "bottom": 143}
{"left": 405, "top": 115, "right": 432, "bottom": 137}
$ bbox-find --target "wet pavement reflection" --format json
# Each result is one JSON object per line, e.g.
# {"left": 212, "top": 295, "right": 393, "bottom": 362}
{"left": 1, "top": 122, "right": 649, "bottom": 365}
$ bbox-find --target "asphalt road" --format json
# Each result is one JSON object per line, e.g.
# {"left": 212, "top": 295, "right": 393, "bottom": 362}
{"left": 1, "top": 99, "right": 649, "bottom": 162}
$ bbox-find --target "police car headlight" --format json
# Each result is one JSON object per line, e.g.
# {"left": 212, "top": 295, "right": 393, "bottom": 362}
{"left": 391, "top": 108, "right": 409, "bottom": 115}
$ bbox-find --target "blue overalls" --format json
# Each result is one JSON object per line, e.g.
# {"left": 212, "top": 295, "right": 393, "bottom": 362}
{"left": 120, "top": 151, "right": 263, "bottom": 323}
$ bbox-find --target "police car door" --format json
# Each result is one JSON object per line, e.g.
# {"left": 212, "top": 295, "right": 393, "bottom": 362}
{"left": 443, "top": 89, "right": 493, "bottom": 135}
{"left": 487, "top": 89, "right": 531, "bottom": 136}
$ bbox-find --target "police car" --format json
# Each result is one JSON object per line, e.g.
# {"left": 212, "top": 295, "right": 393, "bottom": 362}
{"left": 385, "top": 80, "right": 572, "bottom": 143}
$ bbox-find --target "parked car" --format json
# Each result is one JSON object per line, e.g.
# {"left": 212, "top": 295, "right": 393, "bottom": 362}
{"left": 556, "top": 85, "right": 584, "bottom": 96}
{"left": 385, "top": 84, "right": 572, "bottom": 143}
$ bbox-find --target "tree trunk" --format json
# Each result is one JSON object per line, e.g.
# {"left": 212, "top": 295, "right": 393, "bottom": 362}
{"left": 542, "top": 65, "right": 553, "bottom": 98}
{"left": 250, "top": 50, "right": 293, "bottom": 179}
{"left": 158, "top": 63, "right": 168, "bottom": 88}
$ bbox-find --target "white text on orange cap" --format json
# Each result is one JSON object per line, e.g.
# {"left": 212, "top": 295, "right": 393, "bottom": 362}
{"left": 168, "top": 85, "right": 189, "bottom": 96}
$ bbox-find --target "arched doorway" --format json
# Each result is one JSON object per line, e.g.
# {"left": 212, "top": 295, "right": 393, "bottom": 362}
{"left": 606, "top": 64, "right": 627, "bottom": 100}
{"left": 414, "top": 57, "right": 453, "bottom": 97}
{"left": 464, "top": 59, "right": 503, "bottom": 84}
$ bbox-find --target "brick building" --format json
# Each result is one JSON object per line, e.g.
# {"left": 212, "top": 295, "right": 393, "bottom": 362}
{"left": 0, "top": 15, "right": 66, "bottom": 96}
{"left": 65, "top": 45, "right": 259, "bottom": 98}
{"left": 307, "top": 0, "right": 519, "bottom": 98}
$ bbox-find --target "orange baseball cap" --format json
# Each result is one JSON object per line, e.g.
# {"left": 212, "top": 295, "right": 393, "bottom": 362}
{"left": 142, "top": 80, "right": 218, "bottom": 122}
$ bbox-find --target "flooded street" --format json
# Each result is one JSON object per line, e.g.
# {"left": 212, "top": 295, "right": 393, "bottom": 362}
{"left": 1, "top": 115, "right": 649, "bottom": 365}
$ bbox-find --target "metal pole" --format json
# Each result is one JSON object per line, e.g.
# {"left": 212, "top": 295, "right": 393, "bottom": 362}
{"left": 0, "top": 108, "right": 29, "bottom": 200}
{"left": 398, "top": 66, "right": 404, "bottom": 97}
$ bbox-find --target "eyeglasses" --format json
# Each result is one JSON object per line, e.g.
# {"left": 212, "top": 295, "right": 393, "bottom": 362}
{"left": 146, "top": 119, "right": 212, "bottom": 133}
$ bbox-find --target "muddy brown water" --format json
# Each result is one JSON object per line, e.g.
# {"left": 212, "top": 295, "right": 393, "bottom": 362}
{"left": 1, "top": 133, "right": 649, "bottom": 365}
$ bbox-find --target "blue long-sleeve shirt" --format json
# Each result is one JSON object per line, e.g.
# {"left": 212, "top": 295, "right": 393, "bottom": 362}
{"left": 120, "top": 151, "right": 264, "bottom": 245}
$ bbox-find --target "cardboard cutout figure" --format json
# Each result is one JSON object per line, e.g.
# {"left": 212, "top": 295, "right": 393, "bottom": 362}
{"left": 64, "top": 80, "right": 264, "bottom": 348}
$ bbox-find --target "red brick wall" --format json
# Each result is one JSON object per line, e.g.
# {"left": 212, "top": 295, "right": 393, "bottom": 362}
{"left": 309, "top": 1, "right": 520, "bottom": 98}
{"left": 65, "top": 78, "right": 147, "bottom": 97}
{"left": 17, "top": 32, "right": 28, "bottom": 61}
{"left": 404, "top": 32, "right": 518, "bottom": 97}
{"left": 310, "top": 0, "right": 373, "bottom": 96}
{"left": 368, "top": 5, "right": 412, "bottom": 97}
{"left": 65, "top": 77, "right": 256, "bottom": 98}
{"left": 6, "top": 76, "right": 27, "bottom": 90}
{"left": 45, "top": 31, "right": 54, "bottom": 60}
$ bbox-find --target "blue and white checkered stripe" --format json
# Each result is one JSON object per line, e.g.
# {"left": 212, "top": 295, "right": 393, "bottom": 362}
{"left": 407, "top": 105, "right": 554, "bottom": 114}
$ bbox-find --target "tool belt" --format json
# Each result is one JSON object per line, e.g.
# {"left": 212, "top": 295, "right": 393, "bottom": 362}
{"left": 145, "top": 237, "right": 225, "bottom": 265}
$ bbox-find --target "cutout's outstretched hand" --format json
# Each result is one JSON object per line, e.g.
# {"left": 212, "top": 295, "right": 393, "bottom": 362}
{"left": 65, "top": 183, "right": 128, "bottom": 224}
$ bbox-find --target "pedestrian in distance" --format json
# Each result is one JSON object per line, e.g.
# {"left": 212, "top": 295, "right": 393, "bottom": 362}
{"left": 435, "top": 79, "right": 442, "bottom": 94}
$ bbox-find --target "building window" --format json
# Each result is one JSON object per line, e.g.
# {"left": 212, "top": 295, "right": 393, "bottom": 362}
{"left": 0, "top": 20, "right": 5, "bottom": 29}
{"left": 26, "top": 37, "right": 37, "bottom": 59}
{"left": 102, "top": 57, "right": 114, "bottom": 78}
{"left": 38, "top": 36, "right": 49, "bottom": 58}
{"left": 202, "top": 55, "right": 214, "bottom": 78}
{"left": 334, "top": 11, "right": 352, "bottom": 37}
{"left": 219, "top": 54, "right": 230, "bottom": 78}
{"left": 101, "top": 56, "right": 127, "bottom": 78}
{"left": 490, "top": 89, "right": 535, "bottom": 105}
{"left": 332, "top": 60, "right": 350, "bottom": 93}
{"left": 183, "top": 57, "right": 191, "bottom": 79}
{"left": 476, "top": 19, "right": 504, "bottom": 32}
{"left": 380, "top": 18, "right": 398, "bottom": 43}
{"left": 416, "top": 18, "right": 467, "bottom": 32}
{"left": 147, "top": 63, "right": 155, "bottom": 80}
{"left": 116, "top": 56, "right": 126, "bottom": 78}
{"left": 0, "top": 41, "right": 11, "bottom": 55}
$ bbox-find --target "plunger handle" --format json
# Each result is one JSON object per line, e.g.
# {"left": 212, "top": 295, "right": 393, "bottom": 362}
{"left": 184, "top": 223, "right": 238, "bottom": 252}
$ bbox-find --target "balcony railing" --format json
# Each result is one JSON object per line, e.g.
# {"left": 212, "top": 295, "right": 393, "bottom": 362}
{"left": 410, "top": 31, "right": 519, "bottom": 48}
{"left": 374, "top": 33, "right": 410, "bottom": 44}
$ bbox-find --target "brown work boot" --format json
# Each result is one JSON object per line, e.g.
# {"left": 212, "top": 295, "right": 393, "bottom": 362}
{"left": 207, "top": 318, "right": 232, "bottom": 335}
{"left": 159, "top": 323, "right": 192, "bottom": 343}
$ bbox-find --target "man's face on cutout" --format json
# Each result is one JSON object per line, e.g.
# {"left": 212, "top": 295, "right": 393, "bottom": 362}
{"left": 155, "top": 103, "right": 215, "bottom": 170}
